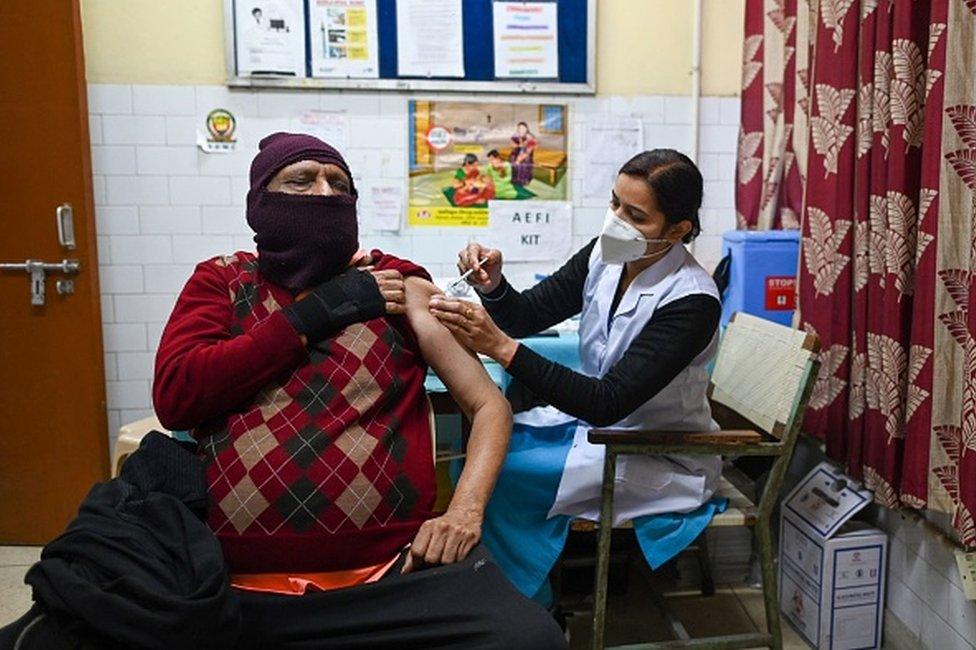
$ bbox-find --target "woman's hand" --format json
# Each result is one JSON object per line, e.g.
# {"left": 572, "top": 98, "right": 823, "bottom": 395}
{"left": 457, "top": 242, "right": 503, "bottom": 293}
{"left": 428, "top": 296, "right": 518, "bottom": 366}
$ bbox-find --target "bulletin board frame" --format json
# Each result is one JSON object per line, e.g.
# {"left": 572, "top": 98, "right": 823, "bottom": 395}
{"left": 223, "top": 0, "right": 597, "bottom": 95}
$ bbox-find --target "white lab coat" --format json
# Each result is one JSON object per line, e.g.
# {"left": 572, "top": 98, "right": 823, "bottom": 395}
{"left": 513, "top": 243, "right": 722, "bottom": 525}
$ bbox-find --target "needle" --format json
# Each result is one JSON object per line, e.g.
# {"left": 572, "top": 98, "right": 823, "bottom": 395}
{"left": 448, "top": 257, "right": 490, "bottom": 291}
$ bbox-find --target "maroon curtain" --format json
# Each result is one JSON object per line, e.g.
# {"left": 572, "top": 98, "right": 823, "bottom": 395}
{"left": 738, "top": 0, "right": 976, "bottom": 546}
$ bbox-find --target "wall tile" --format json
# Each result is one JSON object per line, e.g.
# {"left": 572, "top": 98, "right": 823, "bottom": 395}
{"left": 88, "top": 84, "right": 132, "bottom": 115}
{"left": 102, "top": 115, "right": 167, "bottom": 145}
{"left": 99, "top": 265, "right": 144, "bottom": 294}
{"left": 171, "top": 235, "right": 235, "bottom": 264}
{"left": 132, "top": 85, "right": 196, "bottom": 116}
{"left": 102, "top": 323, "right": 147, "bottom": 352}
{"left": 106, "top": 380, "right": 151, "bottom": 410}
{"left": 114, "top": 294, "right": 178, "bottom": 323}
{"left": 116, "top": 352, "right": 156, "bottom": 381}
{"left": 140, "top": 206, "right": 202, "bottom": 234}
{"left": 95, "top": 206, "right": 140, "bottom": 235}
{"left": 92, "top": 146, "right": 137, "bottom": 175}
{"left": 110, "top": 235, "right": 173, "bottom": 264}
{"left": 106, "top": 175, "right": 169, "bottom": 206}
{"left": 170, "top": 176, "right": 231, "bottom": 206}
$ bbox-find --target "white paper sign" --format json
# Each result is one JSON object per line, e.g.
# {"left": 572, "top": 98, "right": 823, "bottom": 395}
{"left": 288, "top": 110, "right": 349, "bottom": 151}
{"left": 485, "top": 200, "right": 572, "bottom": 262}
{"left": 234, "top": 0, "right": 305, "bottom": 76}
{"left": 309, "top": 0, "right": 380, "bottom": 78}
{"left": 581, "top": 117, "right": 644, "bottom": 200}
{"left": 396, "top": 0, "right": 465, "bottom": 78}
{"left": 363, "top": 184, "right": 403, "bottom": 231}
{"left": 492, "top": 1, "right": 559, "bottom": 79}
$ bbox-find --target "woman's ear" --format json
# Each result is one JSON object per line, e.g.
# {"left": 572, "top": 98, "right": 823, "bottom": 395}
{"left": 667, "top": 220, "right": 693, "bottom": 242}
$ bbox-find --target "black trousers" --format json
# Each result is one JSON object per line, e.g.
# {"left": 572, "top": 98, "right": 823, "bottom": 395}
{"left": 235, "top": 545, "right": 567, "bottom": 650}
{"left": 1, "top": 546, "right": 566, "bottom": 650}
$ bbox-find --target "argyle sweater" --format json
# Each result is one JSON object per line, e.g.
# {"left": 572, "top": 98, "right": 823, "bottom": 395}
{"left": 153, "top": 251, "right": 436, "bottom": 573}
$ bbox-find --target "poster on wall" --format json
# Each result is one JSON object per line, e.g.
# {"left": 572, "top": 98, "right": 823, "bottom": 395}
{"left": 308, "top": 0, "right": 380, "bottom": 78}
{"left": 492, "top": 1, "right": 559, "bottom": 79}
{"left": 581, "top": 116, "right": 644, "bottom": 201}
{"left": 396, "top": 0, "right": 465, "bottom": 78}
{"left": 288, "top": 110, "right": 349, "bottom": 152}
{"left": 485, "top": 200, "right": 571, "bottom": 262}
{"left": 407, "top": 100, "right": 569, "bottom": 227}
{"left": 234, "top": 0, "right": 305, "bottom": 76}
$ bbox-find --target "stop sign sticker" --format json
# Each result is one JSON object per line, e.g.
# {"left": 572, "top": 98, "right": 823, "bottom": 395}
{"left": 765, "top": 276, "right": 796, "bottom": 310}
{"left": 426, "top": 126, "right": 452, "bottom": 151}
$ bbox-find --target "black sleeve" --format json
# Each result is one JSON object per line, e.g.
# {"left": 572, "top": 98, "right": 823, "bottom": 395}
{"left": 479, "top": 239, "right": 596, "bottom": 338}
{"left": 505, "top": 294, "right": 721, "bottom": 426}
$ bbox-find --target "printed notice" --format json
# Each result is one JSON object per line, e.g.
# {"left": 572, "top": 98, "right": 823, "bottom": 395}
{"left": 396, "top": 0, "right": 465, "bottom": 78}
{"left": 484, "top": 200, "right": 571, "bottom": 262}
{"left": 493, "top": 2, "right": 558, "bottom": 79}
{"left": 309, "top": 0, "right": 379, "bottom": 78}
{"left": 235, "top": 0, "right": 305, "bottom": 76}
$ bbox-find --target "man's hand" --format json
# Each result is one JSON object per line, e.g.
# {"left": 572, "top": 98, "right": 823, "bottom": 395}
{"left": 365, "top": 268, "right": 406, "bottom": 315}
{"left": 402, "top": 508, "right": 482, "bottom": 574}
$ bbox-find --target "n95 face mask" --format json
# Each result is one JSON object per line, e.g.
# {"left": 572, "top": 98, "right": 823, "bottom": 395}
{"left": 598, "top": 208, "right": 673, "bottom": 264}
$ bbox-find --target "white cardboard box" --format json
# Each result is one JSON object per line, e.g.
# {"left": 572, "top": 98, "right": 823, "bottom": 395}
{"left": 779, "top": 462, "right": 887, "bottom": 650}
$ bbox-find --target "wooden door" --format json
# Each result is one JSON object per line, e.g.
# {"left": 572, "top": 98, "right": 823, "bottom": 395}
{"left": 0, "top": 0, "right": 108, "bottom": 543}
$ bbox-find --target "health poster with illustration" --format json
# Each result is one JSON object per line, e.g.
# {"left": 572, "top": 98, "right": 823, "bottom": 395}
{"left": 309, "top": 0, "right": 379, "bottom": 78}
{"left": 407, "top": 100, "right": 569, "bottom": 227}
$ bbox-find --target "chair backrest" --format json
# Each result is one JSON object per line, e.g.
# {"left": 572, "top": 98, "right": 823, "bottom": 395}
{"left": 709, "top": 313, "right": 820, "bottom": 440}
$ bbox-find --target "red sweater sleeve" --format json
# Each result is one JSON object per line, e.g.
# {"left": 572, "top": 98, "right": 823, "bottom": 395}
{"left": 152, "top": 259, "right": 306, "bottom": 430}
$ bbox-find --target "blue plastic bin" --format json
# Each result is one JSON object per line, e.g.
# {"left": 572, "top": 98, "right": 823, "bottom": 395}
{"left": 719, "top": 230, "right": 800, "bottom": 327}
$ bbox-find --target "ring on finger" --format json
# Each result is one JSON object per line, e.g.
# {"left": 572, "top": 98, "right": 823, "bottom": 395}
{"left": 464, "top": 307, "right": 474, "bottom": 319}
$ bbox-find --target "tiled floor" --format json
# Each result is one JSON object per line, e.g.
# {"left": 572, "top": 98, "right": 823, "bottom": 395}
{"left": 0, "top": 545, "right": 811, "bottom": 648}
{"left": 0, "top": 546, "right": 40, "bottom": 628}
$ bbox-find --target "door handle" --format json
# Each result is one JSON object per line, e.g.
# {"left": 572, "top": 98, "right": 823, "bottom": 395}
{"left": 0, "top": 258, "right": 80, "bottom": 306}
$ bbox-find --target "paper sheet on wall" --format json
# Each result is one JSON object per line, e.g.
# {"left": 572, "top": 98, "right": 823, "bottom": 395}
{"left": 581, "top": 117, "right": 644, "bottom": 200}
{"left": 484, "top": 200, "right": 572, "bottom": 262}
{"left": 288, "top": 110, "right": 349, "bottom": 151}
{"left": 492, "top": 1, "right": 559, "bottom": 79}
{"left": 396, "top": 0, "right": 465, "bottom": 78}
{"left": 309, "top": 0, "right": 380, "bottom": 78}
{"left": 956, "top": 551, "right": 976, "bottom": 600}
{"left": 362, "top": 184, "right": 403, "bottom": 231}
{"left": 234, "top": 0, "right": 305, "bottom": 76}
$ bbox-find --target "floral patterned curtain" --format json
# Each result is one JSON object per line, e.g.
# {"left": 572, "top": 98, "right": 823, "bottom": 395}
{"left": 737, "top": 0, "right": 976, "bottom": 546}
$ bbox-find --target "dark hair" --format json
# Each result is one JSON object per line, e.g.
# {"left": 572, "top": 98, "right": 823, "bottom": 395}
{"left": 516, "top": 121, "right": 532, "bottom": 134}
{"left": 487, "top": 149, "right": 500, "bottom": 159}
{"left": 462, "top": 153, "right": 478, "bottom": 165}
{"left": 618, "top": 149, "right": 702, "bottom": 243}
{"left": 251, "top": 7, "right": 262, "bottom": 14}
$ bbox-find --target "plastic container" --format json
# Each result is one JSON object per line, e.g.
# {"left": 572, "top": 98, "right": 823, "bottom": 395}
{"left": 719, "top": 230, "right": 800, "bottom": 327}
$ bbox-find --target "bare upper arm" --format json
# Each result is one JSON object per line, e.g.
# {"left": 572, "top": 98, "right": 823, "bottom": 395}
{"left": 404, "top": 277, "right": 502, "bottom": 418}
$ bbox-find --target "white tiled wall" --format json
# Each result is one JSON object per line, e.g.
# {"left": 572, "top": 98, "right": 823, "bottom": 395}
{"left": 786, "top": 438, "right": 976, "bottom": 650}
{"left": 866, "top": 507, "right": 976, "bottom": 650}
{"left": 89, "top": 83, "right": 740, "bottom": 444}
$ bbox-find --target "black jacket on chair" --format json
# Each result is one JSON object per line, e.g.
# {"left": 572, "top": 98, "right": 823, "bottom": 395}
{"left": 22, "top": 431, "right": 240, "bottom": 649}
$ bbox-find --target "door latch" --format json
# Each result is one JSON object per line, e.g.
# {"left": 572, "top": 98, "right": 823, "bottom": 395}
{"left": 0, "top": 259, "right": 80, "bottom": 306}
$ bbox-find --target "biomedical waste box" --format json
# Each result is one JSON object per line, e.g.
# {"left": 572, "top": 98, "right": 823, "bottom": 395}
{"left": 780, "top": 462, "right": 887, "bottom": 650}
{"left": 719, "top": 229, "right": 800, "bottom": 327}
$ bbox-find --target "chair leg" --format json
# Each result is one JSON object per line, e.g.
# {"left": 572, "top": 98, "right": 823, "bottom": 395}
{"left": 591, "top": 449, "right": 617, "bottom": 650}
{"left": 695, "top": 530, "right": 715, "bottom": 597}
{"left": 755, "top": 520, "right": 783, "bottom": 650}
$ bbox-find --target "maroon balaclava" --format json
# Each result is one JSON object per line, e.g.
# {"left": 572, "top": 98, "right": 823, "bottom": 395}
{"left": 246, "top": 132, "right": 360, "bottom": 291}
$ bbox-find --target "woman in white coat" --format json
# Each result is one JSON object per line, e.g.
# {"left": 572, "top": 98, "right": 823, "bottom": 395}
{"left": 428, "top": 149, "right": 725, "bottom": 606}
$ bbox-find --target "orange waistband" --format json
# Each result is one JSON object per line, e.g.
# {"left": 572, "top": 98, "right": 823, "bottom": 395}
{"left": 231, "top": 553, "right": 401, "bottom": 595}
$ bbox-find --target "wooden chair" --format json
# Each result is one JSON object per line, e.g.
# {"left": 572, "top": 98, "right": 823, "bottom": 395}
{"left": 588, "top": 313, "right": 820, "bottom": 650}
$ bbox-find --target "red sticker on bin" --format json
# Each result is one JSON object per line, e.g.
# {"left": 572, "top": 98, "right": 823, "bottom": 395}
{"left": 765, "top": 276, "right": 796, "bottom": 311}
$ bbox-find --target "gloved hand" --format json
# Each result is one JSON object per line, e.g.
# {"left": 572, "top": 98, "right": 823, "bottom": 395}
{"left": 282, "top": 267, "right": 386, "bottom": 345}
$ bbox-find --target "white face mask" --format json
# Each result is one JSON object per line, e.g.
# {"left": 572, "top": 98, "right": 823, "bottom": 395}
{"left": 598, "top": 208, "right": 673, "bottom": 264}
